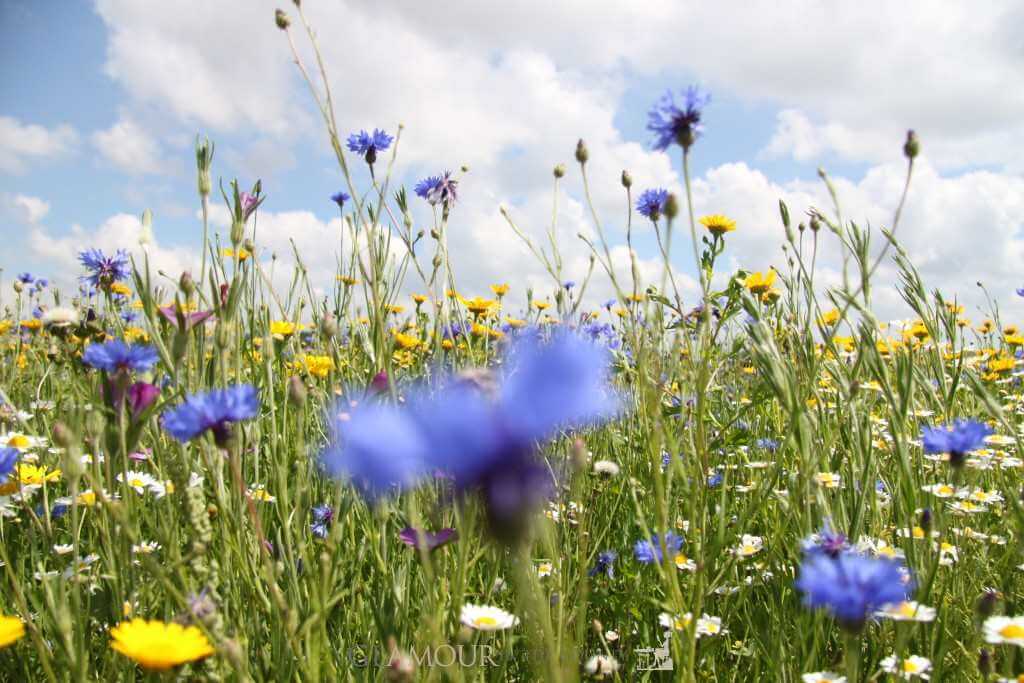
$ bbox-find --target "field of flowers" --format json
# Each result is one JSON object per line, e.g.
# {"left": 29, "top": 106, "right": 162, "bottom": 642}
{"left": 2, "top": 7, "right": 1024, "bottom": 683}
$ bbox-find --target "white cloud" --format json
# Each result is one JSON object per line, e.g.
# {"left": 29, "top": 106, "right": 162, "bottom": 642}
{"left": 4, "top": 194, "right": 51, "bottom": 224}
{"left": 0, "top": 116, "right": 78, "bottom": 174}
{"left": 91, "top": 117, "right": 166, "bottom": 174}
{"left": 759, "top": 109, "right": 892, "bottom": 164}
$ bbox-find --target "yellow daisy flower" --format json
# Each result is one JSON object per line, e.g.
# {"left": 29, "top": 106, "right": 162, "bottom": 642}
{"left": 699, "top": 214, "right": 737, "bottom": 236}
{"left": 109, "top": 619, "right": 215, "bottom": 671}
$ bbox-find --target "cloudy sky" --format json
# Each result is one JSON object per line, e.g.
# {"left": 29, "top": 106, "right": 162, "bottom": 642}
{"left": 2, "top": 1, "right": 1023, "bottom": 321}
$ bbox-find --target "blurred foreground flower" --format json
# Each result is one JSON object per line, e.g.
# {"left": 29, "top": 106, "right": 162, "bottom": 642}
{"left": 647, "top": 85, "right": 710, "bottom": 151}
{"left": 0, "top": 615, "right": 25, "bottom": 649}
{"left": 795, "top": 550, "right": 912, "bottom": 631}
{"left": 162, "top": 385, "right": 259, "bottom": 446}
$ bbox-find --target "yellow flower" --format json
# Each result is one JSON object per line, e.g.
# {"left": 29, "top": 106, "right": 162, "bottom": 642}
{"left": 270, "top": 321, "right": 297, "bottom": 340}
{"left": 505, "top": 317, "right": 526, "bottom": 329}
{"left": 294, "top": 354, "right": 334, "bottom": 379}
{"left": 978, "top": 319, "right": 994, "bottom": 334}
{"left": 761, "top": 288, "right": 781, "bottom": 304}
{"left": 471, "top": 323, "right": 504, "bottom": 340}
{"left": 20, "top": 319, "right": 42, "bottom": 332}
{"left": 124, "top": 327, "right": 149, "bottom": 343}
{"left": 832, "top": 336, "right": 855, "bottom": 353}
{"left": 336, "top": 275, "right": 358, "bottom": 286}
{"left": 1006, "top": 325, "right": 1020, "bottom": 337}
{"left": 387, "top": 305, "right": 405, "bottom": 315}
{"left": 818, "top": 309, "right": 840, "bottom": 326}
{"left": 109, "top": 282, "right": 133, "bottom": 297}
{"left": 411, "top": 294, "right": 428, "bottom": 305}
{"left": 393, "top": 331, "right": 422, "bottom": 350}
{"left": 1006, "top": 334, "right": 1024, "bottom": 347}
{"left": 490, "top": 283, "right": 510, "bottom": 297}
{"left": 461, "top": 296, "right": 498, "bottom": 316}
{"left": 699, "top": 214, "right": 737, "bottom": 236}
{"left": 222, "top": 248, "right": 250, "bottom": 261}
{"left": 19, "top": 463, "right": 61, "bottom": 486}
{"left": 441, "top": 339, "right": 454, "bottom": 350}
{"left": 0, "top": 616, "right": 25, "bottom": 649}
{"left": 742, "top": 270, "right": 776, "bottom": 295}
{"left": 533, "top": 301, "right": 550, "bottom": 311}
{"left": 0, "top": 321, "right": 11, "bottom": 335}
{"left": 109, "top": 619, "right": 215, "bottom": 671}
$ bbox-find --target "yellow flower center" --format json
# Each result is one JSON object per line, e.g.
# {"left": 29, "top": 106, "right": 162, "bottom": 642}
{"left": 473, "top": 616, "right": 498, "bottom": 628}
{"left": 1000, "top": 624, "right": 1024, "bottom": 640}
{"left": 7, "top": 435, "right": 29, "bottom": 448}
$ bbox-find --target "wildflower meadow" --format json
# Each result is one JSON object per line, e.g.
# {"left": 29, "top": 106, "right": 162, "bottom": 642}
{"left": 3, "top": 5, "right": 1024, "bottom": 682}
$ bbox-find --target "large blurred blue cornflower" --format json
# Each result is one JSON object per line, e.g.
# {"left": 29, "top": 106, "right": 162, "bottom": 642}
{"left": 162, "top": 384, "right": 260, "bottom": 446}
{"left": 634, "top": 533, "right": 684, "bottom": 563}
{"left": 320, "top": 332, "right": 620, "bottom": 541}
{"left": 414, "top": 171, "right": 459, "bottom": 207}
{"left": 347, "top": 128, "right": 393, "bottom": 163}
{"left": 82, "top": 340, "right": 158, "bottom": 373}
{"left": 647, "top": 85, "right": 711, "bottom": 151}
{"left": 635, "top": 188, "right": 669, "bottom": 220}
{"left": 79, "top": 248, "right": 131, "bottom": 288}
{"left": 16, "top": 272, "right": 34, "bottom": 284}
{"left": 921, "top": 419, "right": 992, "bottom": 467}
{"left": 0, "top": 447, "right": 18, "bottom": 484}
{"left": 795, "top": 550, "right": 912, "bottom": 631}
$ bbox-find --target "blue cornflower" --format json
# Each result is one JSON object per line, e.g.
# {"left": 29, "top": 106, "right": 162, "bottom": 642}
{"left": 634, "top": 533, "right": 684, "bottom": 563}
{"left": 34, "top": 278, "right": 48, "bottom": 291}
{"left": 161, "top": 384, "right": 260, "bottom": 446}
{"left": 589, "top": 550, "right": 617, "bottom": 579}
{"left": 414, "top": 171, "right": 459, "bottom": 207}
{"left": 563, "top": 281, "right": 576, "bottom": 291}
{"left": 707, "top": 470, "right": 723, "bottom": 488}
{"left": 78, "top": 248, "right": 131, "bottom": 288}
{"left": 1017, "top": 287, "right": 1024, "bottom": 297}
{"left": 330, "top": 191, "right": 350, "bottom": 209}
{"left": 647, "top": 85, "right": 711, "bottom": 151}
{"left": 795, "top": 550, "right": 912, "bottom": 631}
{"left": 310, "top": 504, "right": 334, "bottom": 539}
{"left": 756, "top": 437, "right": 780, "bottom": 452}
{"left": 16, "top": 272, "right": 34, "bottom": 284}
{"left": 0, "top": 447, "right": 19, "bottom": 484}
{"left": 921, "top": 419, "right": 992, "bottom": 467}
{"left": 82, "top": 340, "right": 159, "bottom": 373}
{"left": 346, "top": 128, "right": 393, "bottom": 163}
{"left": 602, "top": 299, "right": 616, "bottom": 310}
{"left": 320, "top": 332, "right": 619, "bottom": 541}
{"left": 802, "top": 521, "right": 849, "bottom": 558}
{"left": 635, "top": 188, "right": 669, "bottom": 220}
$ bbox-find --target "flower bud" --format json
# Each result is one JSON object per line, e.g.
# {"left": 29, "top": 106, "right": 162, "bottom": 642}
{"left": 919, "top": 507, "right": 932, "bottom": 534}
{"left": 978, "top": 648, "right": 991, "bottom": 676}
{"left": 621, "top": 170, "right": 632, "bottom": 188}
{"left": 320, "top": 313, "right": 338, "bottom": 340}
{"left": 663, "top": 193, "right": 680, "bottom": 221}
{"left": 287, "top": 376, "right": 307, "bottom": 407}
{"left": 139, "top": 209, "right": 154, "bottom": 247}
{"left": 571, "top": 438, "right": 588, "bottom": 472}
{"left": 778, "top": 199, "right": 790, "bottom": 229}
{"left": 179, "top": 271, "right": 195, "bottom": 298}
{"left": 809, "top": 214, "right": 822, "bottom": 233}
{"left": 275, "top": 9, "right": 291, "bottom": 29}
{"left": 976, "top": 589, "right": 999, "bottom": 620}
{"left": 553, "top": 164, "right": 566, "bottom": 178}
{"left": 195, "top": 136, "right": 213, "bottom": 197}
{"left": 904, "top": 129, "right": 920, "bottom": 160}
{"left": 13, "top": 280, "right": 23, "bottom": 294}
{"left": 575, "top": 139, "right": 589, "bottom": 164}
{"left": 52, "top": 421, "right": 76, "bottom": 449}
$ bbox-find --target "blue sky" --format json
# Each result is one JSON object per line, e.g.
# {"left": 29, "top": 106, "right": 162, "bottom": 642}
{"left": 2, "top": 1, "right": 1022, "bottom": 321}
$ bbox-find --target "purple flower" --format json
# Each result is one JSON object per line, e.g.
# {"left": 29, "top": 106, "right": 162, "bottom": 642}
{"left": 347, "top": 128, "right": 393, "bottom": 163}
{"left": 795, "top": 550, "right": 912, "bottom": 631}
{"left": 82, "top": 340, "right": 158, "bottom": 373}
{"left": 921, "top": 419, "right": 992, "bottom": 467}
{"left": 240, "top": 192, "right": 260, "bottom": 220}
{"left": 331, "top": 191, "right": 351, "bottom": 209}
{"left": 320, "top": 333, "right": 620, "bottom": 541}
{"left": 0, "top": 447, "right": 18, "bottom": 484}
{"left": 634, "top": 533, "right": 683, "bottom": 563}
{"left": 127, "top": 382, "right": 160, "bottom": 418}
{"left": 589, "top": 550, "right": 617, "bottom": 578}
{"left": 158, "top": 305, "right": 215, "bottom": 331}
{"left": 16, "top": 273, "right": 34, "bottom": 284}
{"left": 311, "top": 504, "right": 334, "bottom": 539}
{"left": 802, "top": 521, "right": 850, "bottom": 558}
{"left": 79, "top": 248, "right": 131, "bottom": 288}
{"left": 398, "top": 527, "right": 458, "bottom": 552}
{"left": 636, "top": 188, "right": 669, "bottom": 220}
{"left": 647, "top": 85, "right": 711, "bottom": 151}
{"left": 161, "top": 384, "right": 260, "bottom": 446}
{"left": 1017, "top": 287, "right": 1024, "bottom": 298}
{"left": 414, "top": 171, "right": 458, "bottom": 207}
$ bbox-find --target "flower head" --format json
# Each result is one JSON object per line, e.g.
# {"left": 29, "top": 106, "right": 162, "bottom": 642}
{"left": 330, "top": 191, "right": 350, "bottom": 208}
{"left": 347, "top": 128, "right": 393, "bottom": 163}
{"left": 636, "top": 188, "right": 669, "bottom": 220}
{"left": 108, "top": 618, "right": 214, "bottom": 671}
{"left": 460, "top": 604, "right": 519, "bottom": 631}
{"left": 699, "top": 214, "right": 737, "bottom": 236}
{"left": 983, "top": 615, "right": 1024, "bottom": 646}
{"left": 79, "top": 248, "right": 131, "bottom": 288}
{"left": 795, "top": 550, "right": 912, "bottom": 630}
{"left": 0, "top": 615, "right": 25, "bottom": 649}
{"left": 647, "top": 85, "right": 711, "bottom": 151}
{"left": 414, "top": 171, "right": 459, "bottom": 206}
{"left": 161, "top": 384, "right": 259, "bottom": 446}
{"left": 922, "top": 420, "right": 992, "bottom": 467}
{"left": 310, "top": 504, "right": 334, "bottom": 539}
{"left": 398, "top": 527, "right": 458, "bottom": 552}
{"left": 634, "top": 533, "right": 684, "bottom": 564}
{"left": 82, "top": 340, "right": 158, "bottom": 373}
{"left": 589, "top": 550, "right": 617, "bottom": 578}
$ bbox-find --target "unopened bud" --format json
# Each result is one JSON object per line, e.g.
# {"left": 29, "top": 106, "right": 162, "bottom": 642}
{"left": 621, "top": 170, "right": 632, "bottom": 188}
{"left": 592, "top": 619, "right": 604, "bottom": 635}
{"left": 575, "top": 139, "right": 589, "bottom": 164}
{"left": 978, "top": 648, "right": 992, "bottom": 676}
{"left": 320, "top": 313, "right": 338, "bottom": 340}
{"left": 139, "top": 209, "right": 154, "bottom": 247}
{"left": 663, "top": 193, "right": 680, "bottom": 220}
{"left": 275, "top": 9, "right": 291, "bottom": 29}
{"left": 903, "top": 129, "right": 919, "bottom": 160}
{"left": 52, "top": 421, "right": 76, "bottom": 449}
{"left": 919, "top": 507, "right": 932, "bottom": 534}
{"left": 809, "top": 214, "right": 822, "bottom": 233}
{"left": 287, "top": 376, "right": 307, "bottom": 407}
{"left": 976, "top": 589, "right": 999, "bottom": 620}
{"left": 778, "top": 199, "right": 790, "bottom": 228}
{"left": 13, "top": 280, "right": 23, "bottom": 294}
{"left": 179, "top": 271, "right": 195, "bottom": 297}
{"left": 553, "top": 164, "right": 566, "bottom": 178}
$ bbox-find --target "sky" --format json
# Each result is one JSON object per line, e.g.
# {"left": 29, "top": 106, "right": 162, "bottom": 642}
{"left": 1, "top": 0, "right": 1023, "bottom": 323}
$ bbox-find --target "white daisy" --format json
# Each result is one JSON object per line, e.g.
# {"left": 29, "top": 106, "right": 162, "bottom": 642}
{"left": 879, "top": 654, "right": 931, "bottom": 679}
{"left": 875, "top": 601, "right": 936, "bottom": 622}
{"left": 460, "top": 604, "right": 519, "bottom": 631}
{"left": 984, "top": 616, "right": 1024, "bottom": 647}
